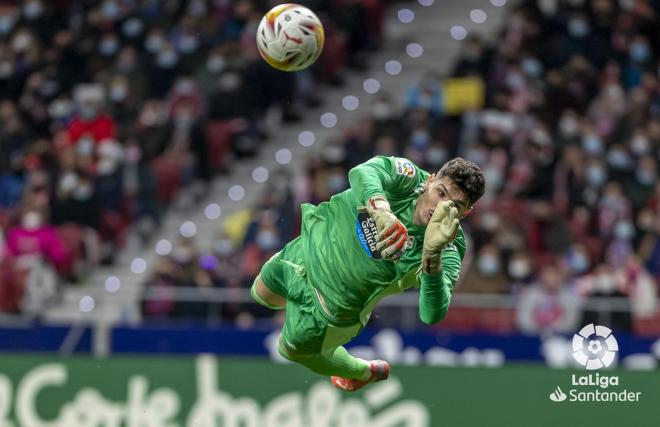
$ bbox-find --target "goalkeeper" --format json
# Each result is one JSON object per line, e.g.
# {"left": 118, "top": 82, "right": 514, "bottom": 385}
{"left": 251, "top": 156, "right": 485, "bottom": 391}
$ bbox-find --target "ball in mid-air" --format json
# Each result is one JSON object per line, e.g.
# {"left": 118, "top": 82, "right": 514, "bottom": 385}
{"left": 256, "top": 3, "right": 324, "bottom": 72}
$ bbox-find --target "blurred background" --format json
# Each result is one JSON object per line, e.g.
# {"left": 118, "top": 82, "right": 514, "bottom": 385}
{"left": 1, "top": 0, "right": 660, "bottom": 425}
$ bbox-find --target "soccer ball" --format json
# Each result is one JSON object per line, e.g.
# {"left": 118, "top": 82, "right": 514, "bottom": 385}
{"left": 256, "top": 3, "right": 325, "bottom": 72}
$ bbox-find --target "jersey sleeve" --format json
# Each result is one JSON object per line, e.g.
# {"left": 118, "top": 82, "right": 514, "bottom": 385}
{"left": 348, "top": 156, "right": 424, "bottom": 203}
{"left": 418, "top": 227, "right": 467, "bottom": 324}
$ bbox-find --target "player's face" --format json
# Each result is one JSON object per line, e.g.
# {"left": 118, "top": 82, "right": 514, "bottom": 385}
{"left": 414, "top": 175, "right": 473, "bottom": 226}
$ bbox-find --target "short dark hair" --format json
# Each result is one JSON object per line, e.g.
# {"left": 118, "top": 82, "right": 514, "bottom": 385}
{"left": 438, "top": 158, "right": 485, "bottom": 206}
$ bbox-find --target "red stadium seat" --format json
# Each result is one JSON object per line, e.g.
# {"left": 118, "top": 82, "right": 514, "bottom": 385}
{"left": 205, "top": 120, "right": 237, "bottom": 171}
{"left": 151, "top": 156, "right": 184, "bottom": 205}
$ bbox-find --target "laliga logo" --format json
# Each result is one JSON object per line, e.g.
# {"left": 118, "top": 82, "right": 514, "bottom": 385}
{"left": 572, "top": 324, "right": 619, "bottom": 370}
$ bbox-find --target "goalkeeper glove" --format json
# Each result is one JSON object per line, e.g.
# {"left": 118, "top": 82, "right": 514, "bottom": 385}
{"left": 422, "top": 200, "right": 459, "bottom": 274}
{"left": 361, "top": 196, "right": 409, "bottom": 261}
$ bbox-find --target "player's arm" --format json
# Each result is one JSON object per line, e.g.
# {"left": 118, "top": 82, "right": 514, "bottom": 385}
{"left": 348, "top": 156, "right": 421, "bottom": 260}
{"left": 418, "top": 202, "right": 465, "bottom": 324}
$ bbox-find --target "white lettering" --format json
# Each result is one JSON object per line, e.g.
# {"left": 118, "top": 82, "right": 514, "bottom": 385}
{"left": 263, "top": 393, "right": 302, "bottom": 427}
{"left": 0, "top": 375, "right": 14, "bottom": 427}
{"left": 569, "top": 389, "right": 642, "bottom": 402}
{"left": 16, "top": 364, "right": 65, "bottom": 427}
{"left": 186, "top": 355, "right": 259, "bottom": 427}
{"left": 571, "top": 374, "right": 619, "bottom": 389}
{"left": 306, "top": 383, "right": 338, "bottom": 427}
{"left": 6, "top": 356, "right": 433, "bottom": 426}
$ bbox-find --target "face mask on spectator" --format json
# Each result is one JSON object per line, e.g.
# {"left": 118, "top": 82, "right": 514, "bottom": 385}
{"left": 73, "top": 182, "right": 93, "bottom": 201}
{"left": 80, "top": 105, "right": 97, "bottom": 121}
{"left": 175, "top": 79, "right": 195, "bottom": 95}
{"left": 101, "top": 0, "right": 120, "bottom": 20}
{"left": 97, "top": 159, "right": 118, "bottom": 175}
{"left": 638, "top": 211, "right": 655, "bottom": 231}
{"left": 327, "top": 174, "right": 347, "bottom": 193}
{"left": 12, "top": 33, "right": 33, "bottom": 52}
{"left": 595, "top": 274, "right": 616, "bottom": 293}
{"left": 188, "top": 0, "right": 207, "bottom": 17}
{"left": 465, "top": 147, "right": 487, "bottom": 165}
{"left": 614, "top": 221, "right": 635, "bottom": 240}
{"left": 636, "top": 169, "right": 656, "bottom": 185}
{"left": 568, "top": 251, "right": 590, "bottom": 274}
{"left": 22, "top": 211, "right": 43, "bottom": 230}
{"left": 509, "top": 259, "right": 531, "bottom": 280}
{"left": 213, "top": 239, "right": 234, "bottom": 256}
{"left": 206, "top": 55, "right": 226, "bottom": 73}
{"left": 173, "top": 247, "right": 195, "bottom": 264}
{"left": 23, "top": 1, "right": 43, "bottom": 19}
{"left": 256, "top": 230, "right": 279, "bottom": 251}
{"left": 122, "top": 18, "right": 143, "bottom": 38}
{"left": 629, "top": 42, "right": 650, "bottom": 63}
{"left": 125, "top": 145, "right": 141, "bottom": 164}
{"left": 49, "top": 99, "right": 73, "bottom": 119}
{"left": 0, "top": 61, "right": 14, "bottom": 79}
{"left": 59, "top": 173, "right": 79, "bottom": 194}
{"left": 427, "top": 148, "right": 447, "bottom": 167}
{"left": 372, "top": 101, "right": 393, "bottom": 120}
{"left": 178, "top": 35, "right": 199, "bottom": 54}
{"left": 521, "top": 57, "right": 543, "bottom": 78}
{"left": 607, "top": 149, "right": 632, "bottom": 169}
{"left": 581, "top": 134, "right": 603, "bottom": 155}
{"left": 630, "top": 135, "right": 650, "bottom": 155}
{"left": 77, "top": 137, "right": 94, "bottom": 156}
{"left": 478, "top": 255, "right": 500, "bottom": 276}
{"left": 99, "top": 37, "right": 119, "bottom": 57}
{"left": 506, "top": 71, "right": 525, "bottom": 90}
{"left": 585, "top": 166, "right": 607, "bottom": 187}
{"left": 568, "top": 19, "right": 589, "bottom": 38}
{"left": 110, "top": 84, "right": 128, "bottom": 102}
{"left": 145, "top": 35, "right": 164, "bottom": 53}
{"left": 157, "top": 50, "right": 178, "bottom": 69}
{"left": 0, "top": 14, "right": 16, "bottom": 35}
{"left": 174, "top": 113, "right": 193, "bottom": 130}
{"left": 419, "top": 92, "right": 434, "bottom": 109}
{"left": 411, "top": 130, "right": 430, "bottom": 149}
{"left": 619, "top": 0, "right": 635, "bottom": 10}
{"left": 218, "top": 72, "right": 241, "bottom": 91}
{"left": 559, "top": 116, "right": 579, "bottom": 137}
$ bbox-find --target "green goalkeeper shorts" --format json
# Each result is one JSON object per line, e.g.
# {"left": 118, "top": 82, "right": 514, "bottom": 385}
{"left": 260, "top": 236, "right": 363, "bottom": 356}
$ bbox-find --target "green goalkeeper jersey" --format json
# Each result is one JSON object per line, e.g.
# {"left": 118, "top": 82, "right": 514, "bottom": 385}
{"left": 299, "top": 156, "right": 466, "bottom": 326}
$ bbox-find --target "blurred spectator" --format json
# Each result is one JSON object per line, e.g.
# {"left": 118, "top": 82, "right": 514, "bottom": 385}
{"left": 577, "top": 263, "right": 632, "bottom": 332}
{"left": 517, "top": 263, "right": 581, "bottom": 335}
{"left": 458, "top": 244, "right": 510, "bottom": 294}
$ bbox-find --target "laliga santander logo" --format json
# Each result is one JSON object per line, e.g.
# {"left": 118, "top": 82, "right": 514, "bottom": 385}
{"left": 572, "top": 324, "right": 619, "bottom": 370}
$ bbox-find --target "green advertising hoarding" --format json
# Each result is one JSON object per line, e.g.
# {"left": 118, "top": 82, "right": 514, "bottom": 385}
{"left": 0, "top": 355, "right": 658, "bottom": 427}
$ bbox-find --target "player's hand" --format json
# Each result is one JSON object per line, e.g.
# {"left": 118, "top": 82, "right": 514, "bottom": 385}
{"left": 364, "top": 196, "right": 409, "bottom": 261}
{"left": 424, "top": 200, "right": 459, "bottom": 253}
{"left": 422, "top": 200, "right": 459, "bottom": 273}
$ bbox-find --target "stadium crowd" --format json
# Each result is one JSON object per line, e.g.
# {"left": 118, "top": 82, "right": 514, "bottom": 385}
{"left": 0, "top": 0, "right": 388, "bottom": 314}
{"left": 142, "top": 0, "right": 660, "bottom": 336}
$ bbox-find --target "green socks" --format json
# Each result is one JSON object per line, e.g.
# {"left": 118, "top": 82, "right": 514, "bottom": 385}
{"left": 280, "top": 344, "right": 371, "bottom": 381}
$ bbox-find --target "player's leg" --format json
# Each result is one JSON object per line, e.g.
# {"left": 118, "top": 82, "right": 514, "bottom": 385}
{"left": 251, "top": 273, "right": 286, "bottom": 310}
{"left": 278, "top": 331, "right": 372, "bottom": 381}
{"left": 276, "top": 280, "right": 388, "bottom": 387}
{"left": 250, "top": 248, "right": 289, "bottom": 310}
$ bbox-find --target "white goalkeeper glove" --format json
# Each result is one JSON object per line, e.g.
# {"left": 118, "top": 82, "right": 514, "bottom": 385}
{"left": 422, "top": 200, "right": 459, "bottom": 274}
{"left": 361, "top": 196, "right": 409, "bottom": 261}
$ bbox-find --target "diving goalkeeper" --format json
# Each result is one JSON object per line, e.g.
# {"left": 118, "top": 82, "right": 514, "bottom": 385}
{"left": 251, "top": 156, "right": 485, "bottom": 391}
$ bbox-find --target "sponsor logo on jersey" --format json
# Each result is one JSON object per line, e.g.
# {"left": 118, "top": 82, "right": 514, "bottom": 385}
{"left": 356, "top": 212, "right": 381, "bottom": 259}
{"left": 395, "top": 158, "right": 416, "bottom": 177}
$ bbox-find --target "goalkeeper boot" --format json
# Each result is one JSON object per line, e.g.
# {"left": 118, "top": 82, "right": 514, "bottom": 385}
{"left": 330, "top": 360, "right": 390, "bottom": 392}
